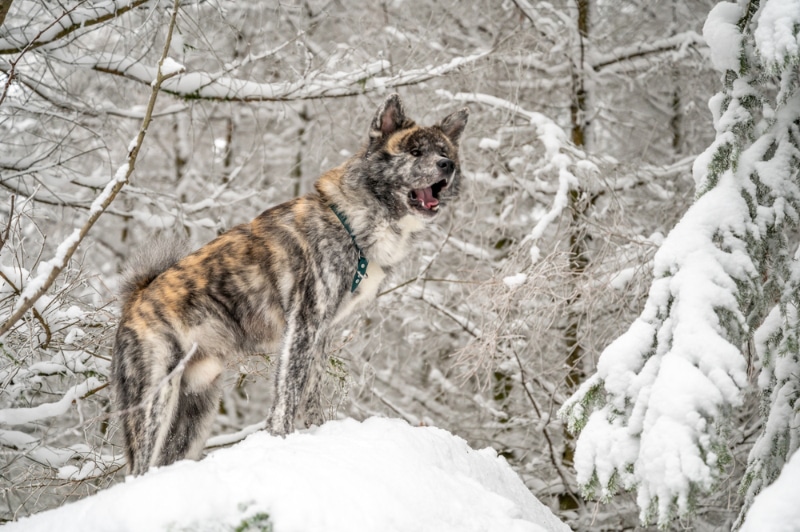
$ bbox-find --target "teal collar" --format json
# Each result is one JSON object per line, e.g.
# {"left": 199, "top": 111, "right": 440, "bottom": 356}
{"left": 330, "top": 204, "right": 369, "bottom": 292}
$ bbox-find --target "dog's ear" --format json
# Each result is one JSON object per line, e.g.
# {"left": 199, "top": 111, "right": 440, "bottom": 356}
{"left": 368, "top": 94, "right": 413, "bottom": 151}
{"left": 438, "top": 107, "right": 469, "bottom": 145}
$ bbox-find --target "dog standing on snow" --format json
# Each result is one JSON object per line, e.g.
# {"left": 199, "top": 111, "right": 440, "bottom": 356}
{"left": 112, "top": 94, "right": 469, "bottom": 475}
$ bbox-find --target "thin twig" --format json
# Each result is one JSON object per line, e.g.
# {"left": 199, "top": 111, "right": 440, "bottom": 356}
{"left": 511, "top": 349, "right": 575, "bottom": 495}
{"left": 0, "top": 268, "right": 51, "bottom": 348}
{"left": 0, "top": 194, "right": 14, "bottom": 255}
{"left": 0, "top": 3, "right": 82, "bottom": 106}
{"left": 378, "top": 228, "right": 453, "bottom": 297}
{"left": 420, "top": 296, "right": 481, "bottom": 339}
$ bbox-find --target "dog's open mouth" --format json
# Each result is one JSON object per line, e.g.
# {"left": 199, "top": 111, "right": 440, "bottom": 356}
{"left": 408, "top": 179, "right": 448, "bottom": 214}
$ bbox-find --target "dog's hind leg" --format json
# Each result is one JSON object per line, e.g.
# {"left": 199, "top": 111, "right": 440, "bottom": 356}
{"left": 116, "top": 339, "right": 213, "bottom": 475}
{"left": 157, "top": 355, "right": 223, "bottom": 465}
{"left": 133, "top": 370, "right": 182, "bottom": 475}
{"left": 114, "top": 332, "right": 181, "bottom": 476}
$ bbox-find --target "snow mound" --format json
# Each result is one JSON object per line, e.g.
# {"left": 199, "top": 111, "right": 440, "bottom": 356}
{"left": 5, "top": 417, "right": 569, "bottom": 532}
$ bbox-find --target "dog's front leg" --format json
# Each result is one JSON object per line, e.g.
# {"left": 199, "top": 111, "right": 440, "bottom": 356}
{"left": 298, "top": 336, "right": 329, "bottom": 429}
{"left": 267, "top": 308, "right": 321, "bottom": 437}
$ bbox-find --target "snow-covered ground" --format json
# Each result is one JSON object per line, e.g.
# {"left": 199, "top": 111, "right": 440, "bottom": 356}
{"left": 4, "top": 417, "right": 569, "bottom": 532}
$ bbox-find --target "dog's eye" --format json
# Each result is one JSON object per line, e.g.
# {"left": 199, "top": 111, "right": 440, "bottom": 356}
{"left": 410, "top": 148, "right": 422, "bottom": 157}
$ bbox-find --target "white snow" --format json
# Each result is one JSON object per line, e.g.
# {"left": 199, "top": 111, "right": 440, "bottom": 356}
{"left": 4, "top": 418, "right": 568, "bottom": 532}
{"left": 703, "top": 2, "right": 743, "bottom": 73}
{"left": 503, "top": 273, "right": 528, "bottom": 289}
{"left": 609, "top": 267, "right": 635, "bottom": 290}
{"left": 479, "top": 137, "right": 501, "bottom": 150}
{"left": 530, "top": 244, "right": 541, "bottom": 264}
{"left": 159, "top": 57, "right": 186, "bottom": 78}
{"left": 740, "top": 448, "right": 800, "bottom": 532}
{"left": 63, "top": 327, "right": 85, "bottom": 345}
{"left": 0, "top": 378, "right": 101, "bottom": 426}
{"left": 754, "top": 0, "right": 800, "bottom": 66}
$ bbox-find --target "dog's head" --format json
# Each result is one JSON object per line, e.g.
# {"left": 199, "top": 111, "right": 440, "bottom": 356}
{"left": 361, "top": 94, "right": 468, "bottom": 220}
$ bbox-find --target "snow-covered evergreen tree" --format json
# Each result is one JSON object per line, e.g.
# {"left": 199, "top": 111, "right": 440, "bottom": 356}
{"left": 560, "top": 0, "right": 800, "bottom": 527}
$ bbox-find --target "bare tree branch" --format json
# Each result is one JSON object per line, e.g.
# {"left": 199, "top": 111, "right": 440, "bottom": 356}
{"left": 0, "top": 0, "right": 153, "bottom": 54}
{"left": 0, "top": 0, "right": 183, "bottom": 338}
{"left": 591, "top": 31, "right": 704, "bottom": 71}
{"left": 51, "top": 49, "right": 489, "bottom": 102}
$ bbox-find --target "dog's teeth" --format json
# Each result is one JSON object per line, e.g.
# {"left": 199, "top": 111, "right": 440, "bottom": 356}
{"left": 432, "top": 205, "right": 439, "bottom": 211}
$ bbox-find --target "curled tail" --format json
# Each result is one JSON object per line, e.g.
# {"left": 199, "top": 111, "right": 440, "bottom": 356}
{"left": 119, "top": 238, "right": 189, "bottom": 304}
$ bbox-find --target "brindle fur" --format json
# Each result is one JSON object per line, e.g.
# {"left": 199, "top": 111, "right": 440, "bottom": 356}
{"left": 112, "top": 94, "right": 468, "bottom": 475}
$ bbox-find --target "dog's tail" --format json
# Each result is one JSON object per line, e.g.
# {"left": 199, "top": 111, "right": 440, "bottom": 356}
{"left": 119, "top": 238, "right": 189, "bottom": 304}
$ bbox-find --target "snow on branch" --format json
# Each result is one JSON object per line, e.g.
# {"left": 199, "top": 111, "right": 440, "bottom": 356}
{"left": 737, "top": 296, "right": 800, "bottom": 527}
{"left": 590, "top": 31, "right": 705, "bottom": 71}
{"left": 439, "top": 90, "right": 597, "bottom": 264}
{"left": 0, "top": 378, "right": 101, "bottom": 425}
{"left": 736, "top": 73, "right": 800, "bottom": 529}
{"left": 0, "top": 428, "right": 122, "bottom": 477}
{"left": 560, "top": 167, "right": 753, "bottom": 522}
{"left": 57, "top": 50, "right": 488, "bottom": 102}
{"left": 0, "top": 0, "right": 153, "bottom": 55}
{"left": 502, "top": 27, "right": 705, "bottom": 77}
{"left": 753, "top": 0, "right": 800, "bottom": 69}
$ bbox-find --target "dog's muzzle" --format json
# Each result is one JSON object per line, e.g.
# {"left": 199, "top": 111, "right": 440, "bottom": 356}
{"left": 408, "top": 158, "right": 454, "bottom": 213}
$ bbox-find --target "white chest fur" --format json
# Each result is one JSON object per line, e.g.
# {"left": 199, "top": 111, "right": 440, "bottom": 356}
{"left": 368, "top": 214, "right": 425, "bottom": 267}
{"left": 333, "top": 261, "right": 386, "bottom": 324}
{"left": 333, "top": 214, "right": 425, "bottom": 324}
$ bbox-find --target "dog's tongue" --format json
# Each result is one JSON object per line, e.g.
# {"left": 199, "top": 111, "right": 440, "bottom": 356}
{"left": 414, "top": 186, "right": 438, "bottom": 210}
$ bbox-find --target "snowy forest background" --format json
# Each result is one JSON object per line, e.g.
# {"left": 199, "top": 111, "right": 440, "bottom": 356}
{"left": 1, "top": 0, "right": 798, "bottom": 530}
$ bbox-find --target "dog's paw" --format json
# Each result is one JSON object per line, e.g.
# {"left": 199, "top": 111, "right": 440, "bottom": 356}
{"left": 266, "top": 414, "right": 293, "bottom": 438}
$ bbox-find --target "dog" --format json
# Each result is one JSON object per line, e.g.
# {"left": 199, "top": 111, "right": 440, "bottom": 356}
{"left": 111, "top": 94, "right": 468, "bottom": 475}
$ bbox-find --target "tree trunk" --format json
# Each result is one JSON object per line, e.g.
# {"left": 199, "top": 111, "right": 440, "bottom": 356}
{"left": 292, "top": 106, "right": 310, "bottom": 197}
{"left": 0, "top": 1, "right": 13, "bottom": 28}
{"left": 560, "top": 0, "right": 591, "bottom": 512}
{"left": 669, "top": 0, "right": 683, "bottom": 154}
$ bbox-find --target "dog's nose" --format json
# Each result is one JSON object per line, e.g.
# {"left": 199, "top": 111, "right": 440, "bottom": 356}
{"left": 437, "top": 158, "right": 454, "bottom": 174}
